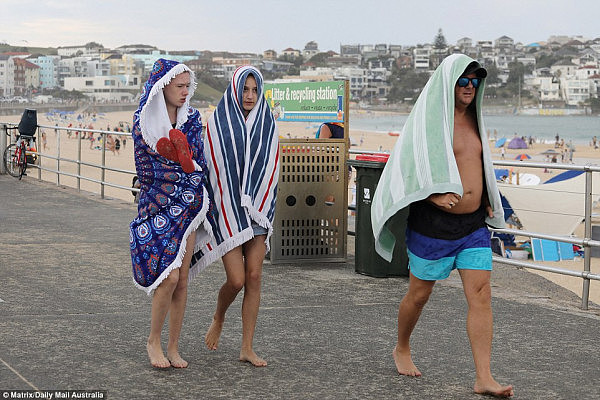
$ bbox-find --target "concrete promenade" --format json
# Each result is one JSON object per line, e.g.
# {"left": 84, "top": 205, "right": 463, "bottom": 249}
{"left": 0, "top": 174, "right": 599, "bottom": 399}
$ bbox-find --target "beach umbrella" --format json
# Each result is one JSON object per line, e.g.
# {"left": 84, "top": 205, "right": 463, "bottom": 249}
{"left": 540, "top": 149, "right": 559, "bottom": 156}
{"left": 495, "top": 137, "right": 507, "bottom": 148}
{"left": 515, "top": 154, "right": 531, "bottom": 160}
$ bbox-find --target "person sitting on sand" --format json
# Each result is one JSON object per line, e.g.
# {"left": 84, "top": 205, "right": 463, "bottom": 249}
{"left": 316, "top": 122, "right": 344, "bottom": 139}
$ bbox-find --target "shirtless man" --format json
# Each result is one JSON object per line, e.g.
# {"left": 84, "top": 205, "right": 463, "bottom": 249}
{"left": 392, "top": 62, "right": 514, "bottom": 397}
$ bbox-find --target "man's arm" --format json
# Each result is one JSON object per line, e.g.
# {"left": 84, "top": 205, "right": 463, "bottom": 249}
{"left": 427, "top": 192, "right": 462, "bottom": 210}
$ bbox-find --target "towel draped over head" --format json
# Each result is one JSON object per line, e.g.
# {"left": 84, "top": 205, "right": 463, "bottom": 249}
{"left": 371, "top": 54, "right": 505, "bottom": 262}
{"left": 195, "top": 65, "right": 280, "bottom": 262}
{"left": 129, "top": 58, "right": 216, "bottom": 295}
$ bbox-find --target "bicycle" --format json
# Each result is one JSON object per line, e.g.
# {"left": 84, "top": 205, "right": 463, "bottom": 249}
{"left": 3, "top": 127, "right": 35, "bottom": 180}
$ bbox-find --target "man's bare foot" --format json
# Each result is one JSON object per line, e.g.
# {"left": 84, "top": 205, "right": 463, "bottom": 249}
{"left": 205, "top": 318, "right": 223, "bottom": 350}
{"left": 147, "top": 341, "right": 170, "bottom": 369}
{"left": 167, "top": 351, "right": 189, "bottom": 368}
{"left": 393, "top": 345, "right": 421, "bottom": 377}
{"left": 474, "top": 380, "right": 514, "bottom": 398}
{"left": 239, "top": 350, "right": 267, "bottom": 367}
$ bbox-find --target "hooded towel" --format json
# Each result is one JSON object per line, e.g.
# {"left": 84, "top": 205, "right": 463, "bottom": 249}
{"left": 195, "top": 65, "right": 280, "bottom": 262}
{"left": 371, "top": 54, "right": 505, "bottom": 262}
{"left": 129, "top": 58, "right": 216, "bottom": 295}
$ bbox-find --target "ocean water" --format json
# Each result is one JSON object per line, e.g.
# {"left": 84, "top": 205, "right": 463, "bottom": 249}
{"left": 351, "top": 113, "right": 600, "bottom": 145}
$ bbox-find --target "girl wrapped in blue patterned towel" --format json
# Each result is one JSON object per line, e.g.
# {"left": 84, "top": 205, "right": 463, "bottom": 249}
{"left": 129, "top": 58, "right": 216, "bottom": 369}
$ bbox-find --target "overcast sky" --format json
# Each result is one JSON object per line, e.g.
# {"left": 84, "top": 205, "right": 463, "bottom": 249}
{"left": 2, "top": 0, "right": 599, "bottom": 53}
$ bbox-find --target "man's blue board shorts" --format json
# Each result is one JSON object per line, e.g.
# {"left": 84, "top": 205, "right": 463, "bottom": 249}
{"left": 406, "top": 226, "right": 492, "bottom": 281}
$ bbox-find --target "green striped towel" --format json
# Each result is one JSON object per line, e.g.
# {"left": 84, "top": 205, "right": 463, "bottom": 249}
{"left": 371, "top": 54, "right": 505, "bottom": 262}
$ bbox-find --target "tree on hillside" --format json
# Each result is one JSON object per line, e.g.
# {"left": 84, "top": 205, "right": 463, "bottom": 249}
{"left": 387, "top": 65, "right": 430, "bottom": 103}
{"left": 430, "top": 29, "right": 449, "bottom": 69}
{"left": 493, "top": 61, "right": 532, "bottom": 100}
{"left": 586, "top": 97, "right": 600, "bottom": 114}
{"left": 506, "top": 61, "right": 526, "bottom": 90}
{"left": 307, "top": 52, "right": 330, "bottom": 67}
{"left": 194, "top": 70, "right": 228, "bottom": 93}
{"left": 278, "top": 54, "right": 303, "bottom": 75}
{"left": 433, "top": 29, "right": 447, "bottom": 49}
{"left": 536, "top": 53, "right": 562, "bottom": 69}
{"left": 44, "top": 88, "right": 86, "bottom": 100}
{"left": 483, "top": 63, "right": 500, "bottom": 86}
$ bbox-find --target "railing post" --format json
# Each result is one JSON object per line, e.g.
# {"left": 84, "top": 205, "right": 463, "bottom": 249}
{"left": 0, "top": 124, "right": 6, "bottom": 174}
{"left": 101, "top": 132, "right": 106, "bottom": 199}
{"left": 37, "top": 129, "right": 41, "bottom": 180}
{"left": 582, "top": 168, "right": 592, "bottom": 310}
{"left": 77, "top": 129, "right": 82, "bottom": 191}
{"left": 56, "top": 129, "right": 61, "bottom": 186}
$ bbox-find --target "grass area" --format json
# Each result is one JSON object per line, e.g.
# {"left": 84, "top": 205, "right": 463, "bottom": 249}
{"left": 193, "top": 81, "right": 223, "bottom": 103}
{"left": 0, "top": 44, "right": 58, "bottom": 55}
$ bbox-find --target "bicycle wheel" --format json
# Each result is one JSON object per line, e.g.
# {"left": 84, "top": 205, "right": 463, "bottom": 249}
{"left": 18, "top": 144, "right": 27, "bottom": 180}
{"left": 3, "top": 143, "right": 21, "bottom": 178}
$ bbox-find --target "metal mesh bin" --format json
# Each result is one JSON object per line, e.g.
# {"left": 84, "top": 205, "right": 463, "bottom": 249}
{"left": 270, "top": 138, "right": 348, "bottom": 263}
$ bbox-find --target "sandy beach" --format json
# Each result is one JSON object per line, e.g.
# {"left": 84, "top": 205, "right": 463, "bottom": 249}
{"left": 2, "top": 108, "right": 599, "bottom": 306}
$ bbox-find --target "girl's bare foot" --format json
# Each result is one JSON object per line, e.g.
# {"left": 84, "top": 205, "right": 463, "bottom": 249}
{"left": 205, "top": 318, "right": 223, "bottom": 350}
{"left": 474, "top": 380, "right": 514, "bottom": 398}
{"left": 239, "top": 349, "right": 267, "bottom": 367}
{"left": 167, "top": 351, "right": 189, "bottom": 368}
{"left": 393, "top": 345, "right": 421, "bottom": 377}
{"left": 147, "top": 341, "right": 171, "bottom": 369}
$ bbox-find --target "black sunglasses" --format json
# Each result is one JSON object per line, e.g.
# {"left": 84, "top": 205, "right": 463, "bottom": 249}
{"left": 457, "top": 77, "right": 481, "bottom": 88}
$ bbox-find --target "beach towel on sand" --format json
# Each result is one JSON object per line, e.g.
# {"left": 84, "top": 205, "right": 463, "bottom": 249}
{"left": 193, "top": 66, "right": 279, "bottom": 263}
{"left": 371, "top": 54, "right": 505, "bottom": 262}
{"left": 129, "top": 59, "right": 216, "bottom": 295}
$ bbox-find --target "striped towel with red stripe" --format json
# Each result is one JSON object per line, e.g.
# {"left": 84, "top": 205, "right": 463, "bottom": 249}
{"left": 194, "top": 66, "right": 279, "bottom": 264}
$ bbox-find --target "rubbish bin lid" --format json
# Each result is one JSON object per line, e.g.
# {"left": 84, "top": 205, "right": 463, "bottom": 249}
{"left": 355, "top": 154, "right": 390, "bottom": 163}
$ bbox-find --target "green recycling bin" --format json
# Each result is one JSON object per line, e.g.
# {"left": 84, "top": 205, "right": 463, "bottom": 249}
{"left": 349, "top": 155, "right": 408, "bottom": 277}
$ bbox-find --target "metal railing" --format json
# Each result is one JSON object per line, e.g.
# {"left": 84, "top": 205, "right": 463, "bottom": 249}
{"left": 490, "top": 160, "right": 600, "bottom": 310}
{"left": 348, "top": 150, "right": 600, "bottom": 310}
{"left": 2, "top": 124, "right": 599, "bottom": 310}
{"left": 1, "top": 122, "right": 138, "bottom": 201}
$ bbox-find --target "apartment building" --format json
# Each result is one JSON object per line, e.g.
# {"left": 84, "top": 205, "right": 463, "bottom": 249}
{"left": 13, "top": 58, "right": 40, "bottom": 96}
{"left": 30, "top": 55, "right": 60, "bottom": 89}
{"left": 0, "top": 55, "right": 15, "bottom": 97}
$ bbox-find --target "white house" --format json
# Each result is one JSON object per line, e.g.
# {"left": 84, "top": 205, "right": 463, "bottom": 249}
{"left": 303, "top": 41, "right": 320, "bottom": 59}
{"left": 57, "top": 43, "right": 104, "bottom": 57}
{"left": 536, "top": 76, "right": 561, "bottom": 101}
{"left": 413, "top": 47, "right": 431, "bottom": 72}
{"left": 550, "top": 60, "right": 577, "bottom": 78}
{"left": 333, "top": 66, "right": 367, "bottom": 98}
{"left": 63, "top": 75, "right": 139, "bottom": 101}
{"left": 560, "top": 77, "right": 592, "bottom": 106}
{"left": 0, "top": 55, "right": 15, "bottom": 97}
{"left": 575, "top": 65, "right": 600, "bottom": 79}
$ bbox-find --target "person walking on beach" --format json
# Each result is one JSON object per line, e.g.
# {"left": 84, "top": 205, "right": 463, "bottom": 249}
{"left": 129, "top": 59, "right": 216, "bottom": 369}
{"left": 41, "top": 131, "right": 48, "bottom": 151}
{"left": 372, "top": 54, "right": 513, "bottom": 397}
{"left": 568, "top": 140, "right": 575, "bottom": 163}
{"left": 202, "top": 66, "right": 280, "bottom": 367}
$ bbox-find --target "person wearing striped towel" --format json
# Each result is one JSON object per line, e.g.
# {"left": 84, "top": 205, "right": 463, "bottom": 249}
{"left": 371, "top": 54, "right": 513, "bottom": 397}
{"left": 201, "top": 66, "right": 279, "bottom": 367}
